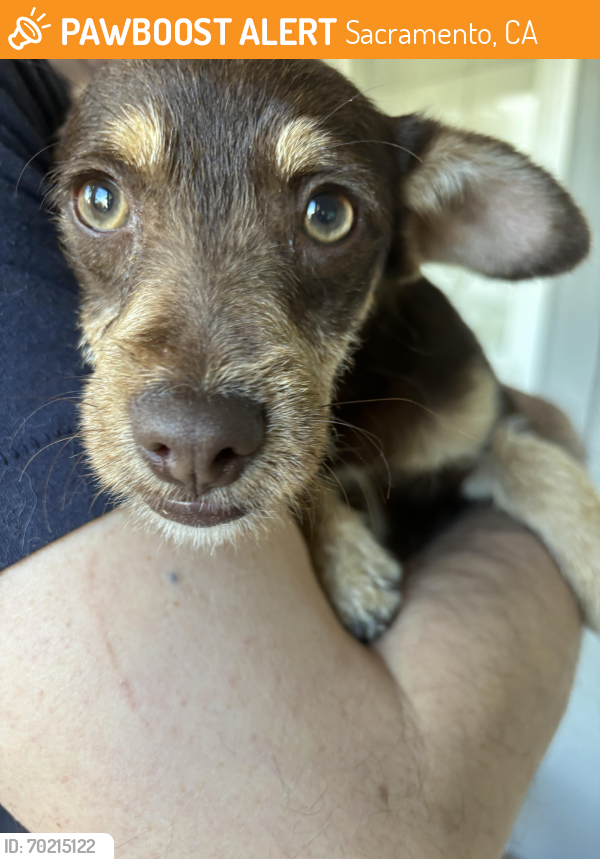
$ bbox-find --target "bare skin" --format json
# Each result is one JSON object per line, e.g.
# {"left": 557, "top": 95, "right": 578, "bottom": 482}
{"left": 0, "top": 507, "right": 580, "bottom": 858}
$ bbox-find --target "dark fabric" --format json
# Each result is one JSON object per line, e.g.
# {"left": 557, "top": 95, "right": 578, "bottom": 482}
{"left": 0, "top": 60, "right": 114, "bottom": 574}
{"left": 0, "top": 805, "right": 27, "bottom": 833}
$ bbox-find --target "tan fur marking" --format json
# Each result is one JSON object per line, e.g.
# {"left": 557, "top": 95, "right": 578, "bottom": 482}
{"left": 104, "top": 105, "right": 165, "bottom": 170}
{"left": 391, "top": 361, "right": 500, "bottom": 473}
{"left": 506, "top": 387, "right": 585, "bottom": 462}
{"left": 467, "top": 424, "right": 600, "bottom": 631}
{"left": 275, "top": 118, "right": 334, "bottom": 179}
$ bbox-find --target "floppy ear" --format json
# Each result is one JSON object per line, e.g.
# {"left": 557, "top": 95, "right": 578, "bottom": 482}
{"left": 393, "top": 115, "right": 590, "bottom": 280}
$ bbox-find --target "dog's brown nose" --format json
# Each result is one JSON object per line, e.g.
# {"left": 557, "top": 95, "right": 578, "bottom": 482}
{"left": 130, "top": 392, "right": 264, "bottom": 494}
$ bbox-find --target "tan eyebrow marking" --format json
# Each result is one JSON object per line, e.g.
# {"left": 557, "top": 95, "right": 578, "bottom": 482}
{"left": 103, "top": 104, "right": 166, "bottom": 171}
{"left": 275, "top": 118, "right": 335, "bottom": 179}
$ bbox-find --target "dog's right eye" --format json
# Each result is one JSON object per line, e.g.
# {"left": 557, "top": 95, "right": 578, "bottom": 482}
{"left": 76, "top": 180, "right": 129, "bottom": 232}
{"left": 304, "top": 191, "right": 354, "bottom": 245}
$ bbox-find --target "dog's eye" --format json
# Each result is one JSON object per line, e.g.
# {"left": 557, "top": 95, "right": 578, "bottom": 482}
{"left": 76, "top": 180, "right": 129, "bottom": 231}
{"left": 304, "top": 192, "right": 354, "bottom": 244}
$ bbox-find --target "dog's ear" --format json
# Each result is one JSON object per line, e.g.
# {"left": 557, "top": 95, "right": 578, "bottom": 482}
{"left": 393, "top": 115, "right": 590, "bottom": 280}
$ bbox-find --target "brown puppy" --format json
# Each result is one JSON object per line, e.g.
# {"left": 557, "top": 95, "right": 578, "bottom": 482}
{"left": 52, "top": 59, "right": 600, "bottom": 641}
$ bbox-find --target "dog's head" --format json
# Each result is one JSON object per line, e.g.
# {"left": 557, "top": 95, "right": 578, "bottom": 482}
{"left": 53, "top": 59, "right": 589, "bottom": 543}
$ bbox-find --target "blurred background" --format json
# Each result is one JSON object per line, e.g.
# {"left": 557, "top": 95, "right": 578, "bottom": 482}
{"left": 327, "top": 58, "right": 600, "bottom": 859}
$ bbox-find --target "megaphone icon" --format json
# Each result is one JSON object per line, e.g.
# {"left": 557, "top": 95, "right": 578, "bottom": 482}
{"left": 8, "top": 10, "right": 50, "bottom": 50}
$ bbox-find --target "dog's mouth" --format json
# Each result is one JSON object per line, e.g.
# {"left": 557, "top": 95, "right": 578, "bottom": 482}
{"left": 146, "top": 495, "right": 247, "bottom": 527}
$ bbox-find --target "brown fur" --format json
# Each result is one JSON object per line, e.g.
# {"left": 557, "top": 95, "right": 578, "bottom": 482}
{"left": 52, "top": 59, "right": 597, "bottom": 641}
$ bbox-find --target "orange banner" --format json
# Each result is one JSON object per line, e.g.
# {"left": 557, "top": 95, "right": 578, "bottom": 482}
{"left": 1, "top": 0, "right": 599, "bottom": 58}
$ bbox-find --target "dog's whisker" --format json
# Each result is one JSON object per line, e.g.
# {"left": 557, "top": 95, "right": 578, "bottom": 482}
{"left": 327, "top": 397, "right": 481, "bottom": 444}
{"left": 18, "top": 434, "right": 80, "bottom": 481}
{"left": 87, "top": 484, "right": 113, "bottom": 514}
{"left": 336, "top": 422, "right": 393, "bottom": 499}
{"left": 329, "top": 140, "right": 422, "bottom": 161}
{"left": 315, "top": 82, "right": 392, "bottom": 128}
{"left": 14, "top": 143, "right": 58, "bottom": 197}
{"left": 8, "top": 390, "right": 84, "bottom": 404}
{"left": 332, "top": 441, "right": 391, "bottom": 508}
{"left": 315, "top": 91, "right": 367, "bottom": 128}
{"left": 333, "top": 420, "right": 392, "bottom": 496}
{"left": 327, "top": 463, "right": 379, "bottom": 530}
{"left": 7, "top": 399, "right": 85, "bottom": 436}
{"left": 310, "top": 415, "right": 387, "bottom": 457}
{"left": 38, "top": 436, "right": 80, "bottom": 528}
{"left": 322, "top": 461, "right": 351, "bottom": 510}
{"left": 60, "top": 452, "right": 87, "bottom": 509}
{"left": 307, "top": 414, "right": 393, "bottom": 499}
{"left": 9, "top": 395, "right": 87, "bottom": 446}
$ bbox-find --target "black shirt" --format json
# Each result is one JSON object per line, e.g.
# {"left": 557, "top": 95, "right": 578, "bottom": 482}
{"left": 0, "top": 60, "right": 112, "bottom": 575}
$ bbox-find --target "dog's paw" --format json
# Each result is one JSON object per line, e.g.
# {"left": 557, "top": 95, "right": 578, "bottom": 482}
{"left": 335, "top": 559, "right": 403, "bottom": 644}
{"left": 318, "top": 518, "right": 403, "bottom": 643}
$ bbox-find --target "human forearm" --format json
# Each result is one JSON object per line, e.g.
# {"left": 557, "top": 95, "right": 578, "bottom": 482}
{"left": 0, "top": 507, "right": 581, "bottom": 858}
{"left": 377, "top": 507, "right": 582, "bottom": 858}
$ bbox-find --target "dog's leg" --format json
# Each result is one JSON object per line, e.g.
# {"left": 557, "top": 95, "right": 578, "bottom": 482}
{"left": 465, "top": 422, "right": 600, "bottom": 630}
{"left": 305, "top": 483, "right": 403, "bottom": 642}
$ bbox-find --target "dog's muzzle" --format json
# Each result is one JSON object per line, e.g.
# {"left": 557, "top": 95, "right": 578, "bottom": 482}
{"left": 130, "top": 389, "right": 264, "bottom": 526}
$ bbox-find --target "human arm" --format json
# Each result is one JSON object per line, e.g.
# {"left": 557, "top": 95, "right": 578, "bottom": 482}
{"left": 0, "top": 506, "right": 580, "bottom": 858}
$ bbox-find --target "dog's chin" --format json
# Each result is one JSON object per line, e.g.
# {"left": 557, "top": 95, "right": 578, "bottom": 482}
{"left": 127, "top": 492, "right": 282, "bottom": 551}
{"left": 146, "top": 496, "right": 247, "bottom": 528}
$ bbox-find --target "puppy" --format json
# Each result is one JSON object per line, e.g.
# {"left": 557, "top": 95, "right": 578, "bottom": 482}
{"left": 52, "top": 59, "right": 600, "bottom": 641}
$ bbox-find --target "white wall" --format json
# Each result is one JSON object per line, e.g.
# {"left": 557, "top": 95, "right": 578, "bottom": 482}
{"left": 509, "top": 631, "right": 600, "bottom": 859}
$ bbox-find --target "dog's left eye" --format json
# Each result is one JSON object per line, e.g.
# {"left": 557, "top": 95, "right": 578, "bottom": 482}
{"left": 304, "top": 192, "right": 354, "bottom": 244}
{"left": 76, "top": 180, "right": 129, "bottom": 232}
